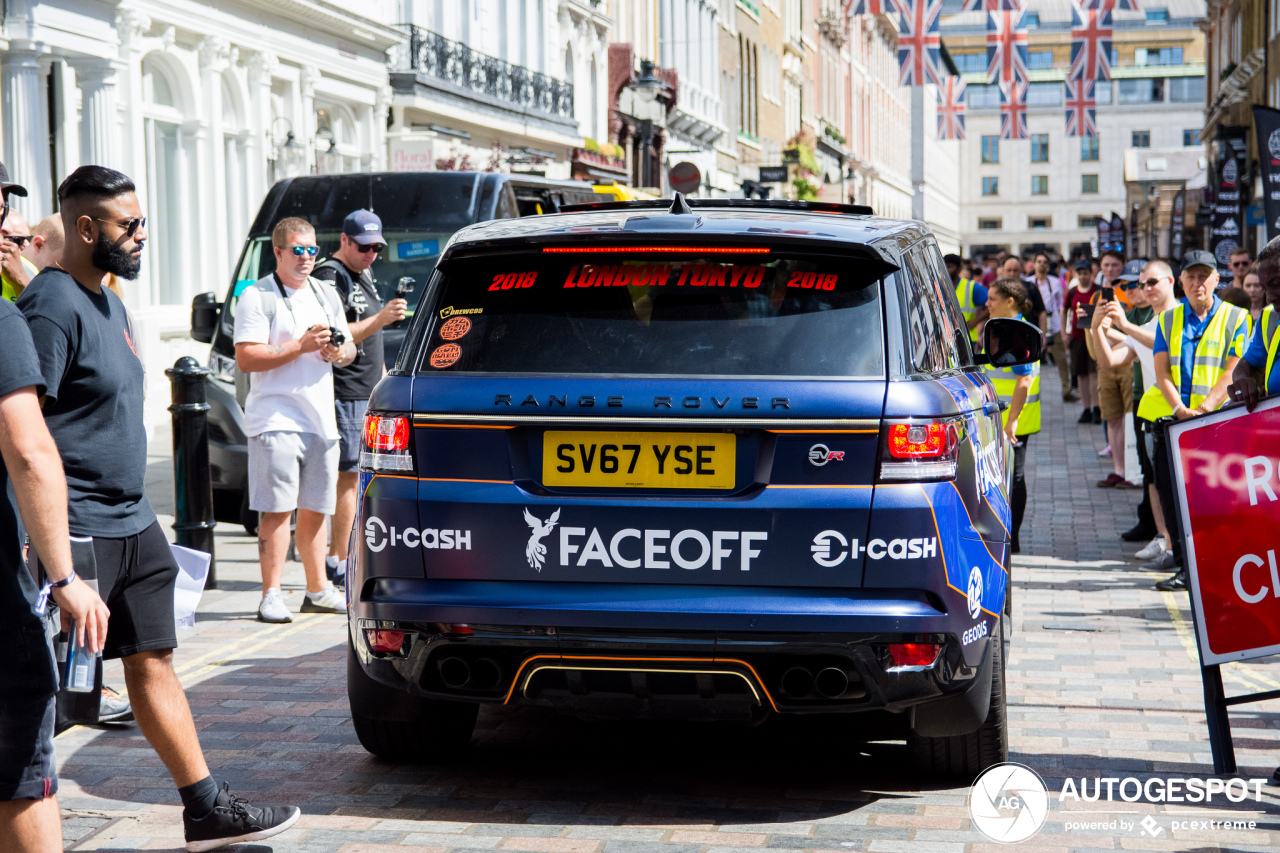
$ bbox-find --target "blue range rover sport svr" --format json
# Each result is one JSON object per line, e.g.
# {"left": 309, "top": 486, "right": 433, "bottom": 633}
{"left": 345, "top": 197, "right": 1043, "bottom": 779}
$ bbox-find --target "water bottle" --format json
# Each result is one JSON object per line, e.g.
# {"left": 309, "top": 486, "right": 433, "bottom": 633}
{"left": 62, "top": 620, "right": 98, "bottom": 693}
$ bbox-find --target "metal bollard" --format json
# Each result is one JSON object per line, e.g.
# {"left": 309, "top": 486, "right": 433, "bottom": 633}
{"left": 166, "top": 356, "right": 217, "bottom": 588}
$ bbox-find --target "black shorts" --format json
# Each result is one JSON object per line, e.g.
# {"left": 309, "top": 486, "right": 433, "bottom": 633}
{"left": 1069, "top": 336, "right": 1096, "bottom": 380}
{"left": 0, "top": 619, "right": 59, "bottom": 802}
{"left": 89, "top": 520, "right": 180, "bottom": 660}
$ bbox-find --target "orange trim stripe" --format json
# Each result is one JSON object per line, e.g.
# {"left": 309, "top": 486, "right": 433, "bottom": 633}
{"left": 765, "top": 429, "right": 878, "bottom": 434}
{"left": 766, "top": 484, "right": 872, "bottom": 489}
{"left": 503, "top": 654, "right": 778, "bottom": 711}
{"left": 418, "top": 477, "right": 515, "bottom": 484}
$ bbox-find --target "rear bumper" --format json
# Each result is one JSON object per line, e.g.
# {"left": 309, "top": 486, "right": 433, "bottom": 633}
{"left": 349, "top": 580, "right": 995, "bottom": 721}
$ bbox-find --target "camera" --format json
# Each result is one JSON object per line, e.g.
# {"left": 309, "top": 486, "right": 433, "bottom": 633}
{"left": 327, "top": 326, "right": 346, "bottom": 347}
{"left": 395, "top": 276, "right": 416, "bottom": 299}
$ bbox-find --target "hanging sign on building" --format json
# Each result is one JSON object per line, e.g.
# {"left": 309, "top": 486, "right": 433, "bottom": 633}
{"left": 1169, "top": 187, "right": 1186, "bottom": 262}
{"left": 1097, "top": 216, "right": 1110, "bottom": 252}
{"left": 1211, "top": 126, "right": 1249, "bottom": 272}
{"left": 1109, "top": 212, "right": 1125, "bottom": 254}
{"left": 1252, "top": 106, "right": 1280, "bottom": 243}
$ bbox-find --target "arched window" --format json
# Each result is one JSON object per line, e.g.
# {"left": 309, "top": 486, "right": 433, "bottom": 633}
{"left": 222, "top": 74, "right": 248, "bottom": 250}
{"left": 141, "top": 54, "right": 189, "bottom": 306}
{"left": 564, "top": 44, "right": 574, "bottom": 84}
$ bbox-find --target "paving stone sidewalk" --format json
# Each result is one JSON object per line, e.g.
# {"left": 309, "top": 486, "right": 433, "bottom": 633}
{"left": 56, "top": 394, "right": 1280, "bottom": 852}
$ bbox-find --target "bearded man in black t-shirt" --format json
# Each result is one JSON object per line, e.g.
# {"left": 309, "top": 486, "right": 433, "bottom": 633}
{"left": 310, "top": 210, "right": 406, "bottom": 584}
{"left": 17, "top": 166, "right": 299, "bottom": 852}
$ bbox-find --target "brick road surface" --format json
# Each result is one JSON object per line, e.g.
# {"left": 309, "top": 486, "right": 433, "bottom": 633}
{"left": 56, "top": 393, "right": 1280, "bottom": 852}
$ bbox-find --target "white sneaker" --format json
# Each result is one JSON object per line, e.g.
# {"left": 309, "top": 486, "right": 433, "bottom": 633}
{"left": 257, "top": 589, "right": 293, "bottom": 624}
{"left": 1098, "top": 446, "right": 1113, "bottom": 457}
{"left": 300, "top": 585, "right": 346, "bottom": 614}
{"left": 1135, "top": 536, "right": 1166, "bottom": 561}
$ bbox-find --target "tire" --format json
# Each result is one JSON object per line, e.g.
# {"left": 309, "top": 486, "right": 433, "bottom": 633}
{"left": 907, "top": 633, "right": 1008, "bottom": 779}
{"left": 239, "top": 490, "right": 259, "bottom": 537}
{"left": 347, "top": 638, "right": 478, "bottom": 762}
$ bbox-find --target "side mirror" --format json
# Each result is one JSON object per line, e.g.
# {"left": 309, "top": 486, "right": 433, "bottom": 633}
{"left": 978, "top": 317, "right": 1044, "bottom": 367}
{"left": 191, "top": 292, "right": 221, "bottom": 344}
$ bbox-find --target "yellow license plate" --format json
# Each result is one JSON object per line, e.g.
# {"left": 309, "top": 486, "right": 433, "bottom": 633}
{"left": 542, "top": 431, "right": 736, "bottom": 489}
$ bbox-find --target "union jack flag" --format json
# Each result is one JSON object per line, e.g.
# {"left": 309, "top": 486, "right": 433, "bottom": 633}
{"left": 961, "top": 0, "right": 1025, "bottom": 10}
{"left": 846, "top": 0, "right": 904, "bottom": 14}
{"left": 999, "top": 80, "right": 1029, "bottom": 140}
{"left": 1070, "top": 8, "right": 1112, "bottom": 82}
{"left": 1064, "top": 76, "right": 1098, "bottom": 137}
{"left": 937, "top": 77, "right": 967, "bottom": 140}
{"left": 986, "top": 10, "right": 1029, "bottom": 88}
{"left": 1078, "top": 0, "right": 1138, "bottom": 10}
{"left": 897, "top": 0, "right": 944, "bottom": 87}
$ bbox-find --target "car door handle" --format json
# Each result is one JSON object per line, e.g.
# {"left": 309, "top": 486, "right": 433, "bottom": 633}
{"left": 983, "top": 401, "right": 1004, "bottom": 416}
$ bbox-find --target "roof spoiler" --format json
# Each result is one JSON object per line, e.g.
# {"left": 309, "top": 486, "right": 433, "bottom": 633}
{"left": 559, "top": 198, "right": 876, "bottom": 216}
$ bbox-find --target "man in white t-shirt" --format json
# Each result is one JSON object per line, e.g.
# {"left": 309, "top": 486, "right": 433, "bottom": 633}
{"left": 233, "top": 217, "right": 355, "bottom": 623}
{"left": 1026, "top": 253, "right": 1072, "bottom": 401}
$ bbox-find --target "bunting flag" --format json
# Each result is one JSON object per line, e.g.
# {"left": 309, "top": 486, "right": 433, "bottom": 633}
{"left": 846, "top": 0, "right": 904, "bottom": 14}
{"left": 1064, "top": 76, "right": 1098, "bottom": 137}
{"left": 896, "top": 0, "right": 944, "bottom": 87}
{"left": 1070, "top": 8, "right": 1113, "bottom": 82}
{"left": 1078, "top": 0, "right": 1139, "bottom": 10}
{"left": 937, "top": 77, "right": 967, "bottom": 140}
{"left": 986, "top": 9, "right": 1029, "bottom": 88}
{"left": 961, "top": 0, "right": 1024, "bottom": 10}
{"left": 999, "top": 80, "right": 1029, "bottom": 140}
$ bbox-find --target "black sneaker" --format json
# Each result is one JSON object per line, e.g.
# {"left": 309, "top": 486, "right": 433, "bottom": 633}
{"left": 184, "top": 783, "right": 300, "bottom": 852}
{"left": 1077, "top": 409, "right": 1093, "bottom": 424}
{"left": 1272, "top": 766, "right": 1280, "bottom": 786}
{"left": 1121, "top": 523, "right": 1157, "bottom": 542}
{"left": 1155, "top": 570, "right": 1188, "bottom": 592}
{"left": 1092, "top": 407, "right": 1103, "bottom": 425}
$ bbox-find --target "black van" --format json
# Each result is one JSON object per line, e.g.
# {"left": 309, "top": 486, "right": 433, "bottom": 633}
{"left": 190, "top": 172, "right": 611, "bottom": 532}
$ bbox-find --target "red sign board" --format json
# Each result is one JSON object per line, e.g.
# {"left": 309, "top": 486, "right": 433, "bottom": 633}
{"left": 1170, "top": 397, "right": 1280, "bottom": 664}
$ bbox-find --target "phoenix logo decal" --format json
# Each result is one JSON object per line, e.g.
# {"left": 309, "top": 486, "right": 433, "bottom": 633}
{"left": 523, "top": 508, "right": 560, "bottom": 571}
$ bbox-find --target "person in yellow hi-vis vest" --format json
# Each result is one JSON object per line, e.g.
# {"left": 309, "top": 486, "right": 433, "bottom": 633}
{"left": 1228, "top": 238, "right": 1280, "bottom": 412}
{"left": 982, "top": 277, "right": 1040, "bottom": 554}
{"left": 1143, "top": 250, "right": 1249, "bottom": 592}
{"left": 947, "top": 253, "right": 988, "bottom": 345}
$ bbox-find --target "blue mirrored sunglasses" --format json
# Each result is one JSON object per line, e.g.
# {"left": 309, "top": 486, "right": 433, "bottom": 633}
{"left": 290, "top": 246, "right": 319, "bottom": 257}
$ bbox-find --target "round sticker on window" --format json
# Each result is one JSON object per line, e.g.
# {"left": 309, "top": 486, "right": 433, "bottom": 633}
{"left": 429, "top": 344, "right": 461, "bottom": 368}
{"left": 439, "top": 316, "right": 472, "bottom": 340}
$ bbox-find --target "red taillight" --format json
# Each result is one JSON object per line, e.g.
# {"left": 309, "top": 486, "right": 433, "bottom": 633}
{"left": 365, "top": 629, "right": 405, "bottom": 653}
{"left": 364, "top": 415, "right": 410, "bottom": 451}
{"left": 887, "top": 423, "right": 949, "bottom": 459}
{"left": 888, "top": 643, "right": 942, "bottom": 668}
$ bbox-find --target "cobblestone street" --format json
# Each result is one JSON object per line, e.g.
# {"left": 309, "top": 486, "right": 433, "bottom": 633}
{"left": 56, "top": 391, "right": 1280, "bottom": 852}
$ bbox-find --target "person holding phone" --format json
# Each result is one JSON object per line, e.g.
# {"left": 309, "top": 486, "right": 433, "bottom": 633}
{"left": 1066, "top": 258, "right": 1100, "bottom": 424}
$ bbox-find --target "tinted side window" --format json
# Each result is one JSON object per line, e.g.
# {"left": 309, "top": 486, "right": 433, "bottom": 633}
{"left": 902, "top": 250, "right": 945, "bottom": 374}
{"left": 925, "top": 244, "right": 974, "bottom": 367}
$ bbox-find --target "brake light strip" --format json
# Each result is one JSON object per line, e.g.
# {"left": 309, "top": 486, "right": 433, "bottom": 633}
{"left": 542, "top": 246, "right": 771, "bottom": 254}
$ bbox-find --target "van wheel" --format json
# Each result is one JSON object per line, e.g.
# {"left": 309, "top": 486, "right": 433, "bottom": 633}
{"left": 347, "top": 639, "right": 477, "bottom": 762}
{"left": 907, "top": 634, "right": 1008, "bottom": 779}
{"left": 239, "top": 491, "right": 258, "bottom": 537}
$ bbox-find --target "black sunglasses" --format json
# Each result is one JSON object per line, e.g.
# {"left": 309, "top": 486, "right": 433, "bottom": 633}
{"left": 355, "top": 243, "right": 385, "bottom": 254}
{"left": 4, "top": 234, "right": 32, "bottom": 249}
{"left": 1139, "top": 278, "right": 1166, "bottom": 288}
{"left": 95, "top": 216, "right": 146, "bottom": 238}
{"left": 1121, "top": 281, "right": 1142, "bottom": 290}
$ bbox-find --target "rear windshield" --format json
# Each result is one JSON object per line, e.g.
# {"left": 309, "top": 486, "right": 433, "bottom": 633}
{"left": 416, "top": 250, "right": 885, "bottom": 378}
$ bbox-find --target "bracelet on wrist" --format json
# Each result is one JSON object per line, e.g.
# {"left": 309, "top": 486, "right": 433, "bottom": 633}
{"left": 35, "top": 570, "right": 76, "bottom": 616}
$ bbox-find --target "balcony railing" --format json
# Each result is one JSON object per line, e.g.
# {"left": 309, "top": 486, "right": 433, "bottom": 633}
{"left": 394, "top": 25, "right": 574, "bottom": 120}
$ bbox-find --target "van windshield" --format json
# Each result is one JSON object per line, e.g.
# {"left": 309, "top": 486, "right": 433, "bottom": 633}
{"left": 417, "top": 250, "right": 885, "bottom": 378}
{"left": 228, "top": 232, "right": 450, "bottom": 319}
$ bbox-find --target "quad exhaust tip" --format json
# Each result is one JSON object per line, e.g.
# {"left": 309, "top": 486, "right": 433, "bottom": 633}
{"left": 438, "top": 656, "right": 504, "bottom": 691}
{"left": 781, "top": 666, "right": 852, "bottom": 699}
{"left": 438, "top": 657, "right": 471, "bottom": 688}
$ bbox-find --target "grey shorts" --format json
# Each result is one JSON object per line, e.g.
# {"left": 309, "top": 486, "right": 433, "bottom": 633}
{"left": 336, "top": 399, "right": 368, "bottom": 473}
{"left": 248, "top": 431, "right": 339, "bottom": 515}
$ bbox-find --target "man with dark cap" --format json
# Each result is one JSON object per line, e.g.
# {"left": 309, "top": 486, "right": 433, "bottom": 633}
{"left": 311, "top": 210, "right": 406, "bottom": 586}
{"left": 0, "top": 163, "right": 31, "bottom": 301}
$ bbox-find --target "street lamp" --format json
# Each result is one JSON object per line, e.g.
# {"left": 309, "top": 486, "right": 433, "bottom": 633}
{"left": 625, "top": 61, "right": 666, "bottom": 189}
